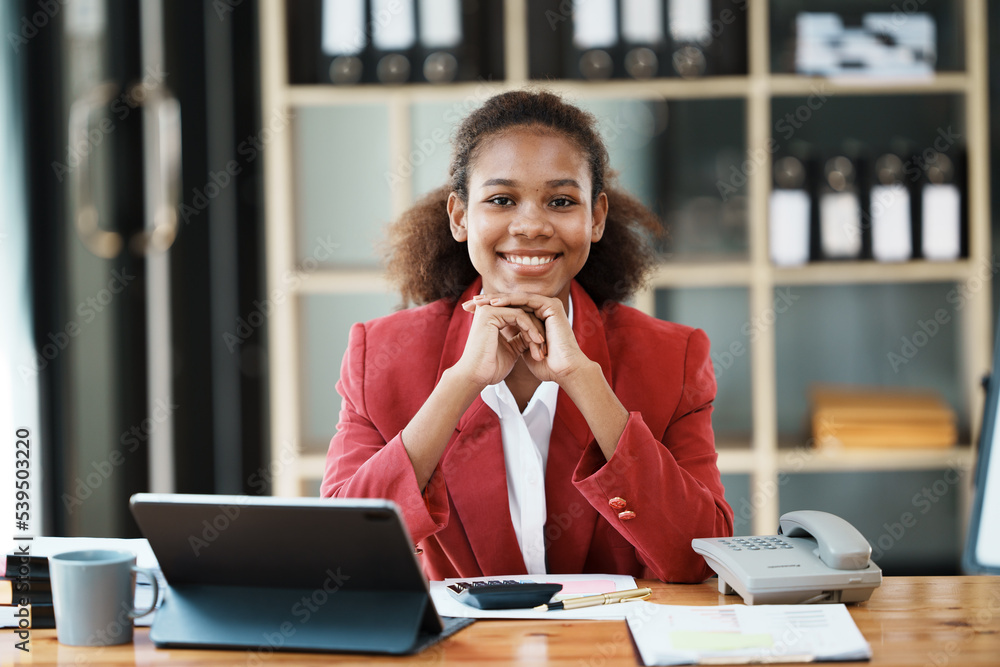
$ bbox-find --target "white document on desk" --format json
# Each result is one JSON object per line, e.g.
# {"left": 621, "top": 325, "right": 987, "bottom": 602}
{"left": 625, "top": 601, "right": 871, "bottom": 665}
{"left": 430, "top": 574, "right": 637, "bottom": 619}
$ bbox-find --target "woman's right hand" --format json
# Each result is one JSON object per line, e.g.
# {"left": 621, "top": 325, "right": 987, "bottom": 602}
{"left": 453, "top": 300, "right": 546, "bottom": 388}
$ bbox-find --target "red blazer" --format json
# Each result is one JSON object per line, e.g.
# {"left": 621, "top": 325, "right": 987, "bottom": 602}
{"left": 321, "top": 279, "right": 733, "bottom": 582}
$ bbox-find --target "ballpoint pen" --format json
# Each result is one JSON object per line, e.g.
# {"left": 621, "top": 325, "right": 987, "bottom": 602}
{"left": 533, "top": 587, "right": 652, "bottom": 611}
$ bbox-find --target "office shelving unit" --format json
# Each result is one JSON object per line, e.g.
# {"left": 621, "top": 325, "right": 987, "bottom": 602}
{"left": 259, "top": 1, "right": 991, "bottom": 535}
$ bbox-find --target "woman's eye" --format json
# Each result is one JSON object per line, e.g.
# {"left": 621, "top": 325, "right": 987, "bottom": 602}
{"left": 488, "top": 196, "right": 513, "bottom": 206}
{"left": 551, "top": 197, "right": 575, "bottom": 208}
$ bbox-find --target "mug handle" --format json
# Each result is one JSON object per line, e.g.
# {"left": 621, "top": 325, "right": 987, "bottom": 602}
{"left": 129, "top": 566, "right": 160, "bottom": 619}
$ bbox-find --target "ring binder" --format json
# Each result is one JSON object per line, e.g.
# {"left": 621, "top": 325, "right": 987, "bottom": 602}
{"left": 321, "top": 0, "right": 367, "bottom": 84}
{"left": 769, "top": 155, "right": 811, "bottom": 266}
{"left": 621, "top": 0, "right": 664, "bottom": 79}
{"left": 921, "top": 151, "right": 962, "bottom": 261}
{"left": 571, "top": 0, "right": 618, "bottom": 80}
{"left": 667, "top": 0, "right": 710, "bottom": 78}
{"left": 417, "top": 0, "right": 462, "bottom": 83}
{"left": 870, "top": 152, "right": 913, "bottom": 262}
{"left": 372, "top": 0, "right": 417, "bottom": 84}
{"left": 819, "top": 154, "right": 863, "bottom": 260}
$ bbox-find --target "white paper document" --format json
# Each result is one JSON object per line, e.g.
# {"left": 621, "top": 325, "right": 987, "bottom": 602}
{"left": 626, "top": 602, "right": 872, "bottom": 665}
{"left": 431, "top": 574, "right": 637, "bottom": 619}
{"left": 7, "top": 536, "right": 160, "bottom": 570}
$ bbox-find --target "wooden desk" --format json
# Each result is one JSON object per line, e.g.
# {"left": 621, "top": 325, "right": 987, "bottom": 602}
{"left": 3, "top": 577, "right": 998, "bottom": 666}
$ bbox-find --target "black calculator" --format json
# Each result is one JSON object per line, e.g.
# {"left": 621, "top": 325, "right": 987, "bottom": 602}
{"left": 445, "top": 580, "right": 563, "bottom": 610}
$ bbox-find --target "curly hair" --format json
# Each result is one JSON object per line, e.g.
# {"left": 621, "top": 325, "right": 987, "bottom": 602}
{"left": 383, "top": 90, "right": 662, "bottom": 308}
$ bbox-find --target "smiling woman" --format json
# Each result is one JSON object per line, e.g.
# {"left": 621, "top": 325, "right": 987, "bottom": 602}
{"left": 321, "top": 90, "right": 734, "bottom": 583}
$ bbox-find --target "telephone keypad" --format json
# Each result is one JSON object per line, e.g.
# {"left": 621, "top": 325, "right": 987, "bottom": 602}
{"left": 718, "top": 536, "right": 794, "bottom": 552}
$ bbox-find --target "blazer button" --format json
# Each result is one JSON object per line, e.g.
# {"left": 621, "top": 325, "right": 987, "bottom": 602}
{"left": 618, "top": 510, "right": 636, "bottom": 521}
{"left": 608, "top": 497, "right": 627, "bottom": 511}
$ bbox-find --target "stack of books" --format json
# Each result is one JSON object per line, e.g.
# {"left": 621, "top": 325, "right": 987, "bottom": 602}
{"left": 811, "top": 385, "right": 957, "bottom": 449}
{"left": 1, "top": 537, "right": 162, "bottom": 631}
{"left": 2, "top": 552, "right": 54, "bottom": 629}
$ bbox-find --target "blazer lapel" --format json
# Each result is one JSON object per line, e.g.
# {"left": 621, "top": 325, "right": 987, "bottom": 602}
{"left": 437, "top": 278, "right": 527, "bottom": 575}
{"left": 544, "top": 282, "right": 613, "bottom": 573}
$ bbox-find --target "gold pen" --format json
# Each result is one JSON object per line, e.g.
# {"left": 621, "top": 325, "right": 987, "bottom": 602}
{"left": 533, "top": 587, "right": 652, "bottom": 611}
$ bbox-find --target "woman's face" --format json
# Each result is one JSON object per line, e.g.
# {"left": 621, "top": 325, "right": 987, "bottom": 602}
{"left": 448, "top": 127, "right": 608, "bottom": 310}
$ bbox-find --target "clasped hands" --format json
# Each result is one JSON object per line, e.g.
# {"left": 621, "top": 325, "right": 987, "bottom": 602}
{"left": 456, "top": 292, "right": 591, "bottom": 388}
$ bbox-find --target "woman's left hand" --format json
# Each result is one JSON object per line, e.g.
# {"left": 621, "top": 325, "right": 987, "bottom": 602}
{"left": 463, "top": 292, "right": 592, "bottom": 384}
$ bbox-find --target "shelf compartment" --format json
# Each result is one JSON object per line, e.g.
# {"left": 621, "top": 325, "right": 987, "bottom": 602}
{"left": 768, "top": 0, "right": 966, "bottom": 75}
{"left": 657, "top": 98, "right": 749, "bottom": 260}
{"left": 772, "top": 282, "right": 969, "bottom": 444}
{"left": 777, "top": 469, "right": 966, "bottom": 574}
{"left": 293, "top": 105, "right": 392, "bottom": 269}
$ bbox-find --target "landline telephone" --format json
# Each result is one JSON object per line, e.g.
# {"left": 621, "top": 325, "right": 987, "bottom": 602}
{"left": 691, "top": 510, "right": 883, "bottom": 605}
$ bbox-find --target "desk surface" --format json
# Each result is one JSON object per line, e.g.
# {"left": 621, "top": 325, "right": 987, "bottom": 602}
{"left": 3, "top": 577, "right": 998, "bottom": 666}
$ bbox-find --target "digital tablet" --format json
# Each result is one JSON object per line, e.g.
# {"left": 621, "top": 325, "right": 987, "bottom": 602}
{"left": 964, "top": 315, "right": 1000, "bottom": 575}
{"left": 129, "top": 493, "right": 473, "bottom": 654}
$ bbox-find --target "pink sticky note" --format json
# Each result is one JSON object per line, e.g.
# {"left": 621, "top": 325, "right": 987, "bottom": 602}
{"left": 552, "top": 580, "right": 617, "bottom": 596}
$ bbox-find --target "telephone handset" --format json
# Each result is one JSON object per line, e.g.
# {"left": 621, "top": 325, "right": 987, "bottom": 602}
{"left": 691, "top": 510, "right": 883, "bottom": 605}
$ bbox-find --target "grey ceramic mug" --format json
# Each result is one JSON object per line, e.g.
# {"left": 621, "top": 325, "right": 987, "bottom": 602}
{"left": 48, "top": 549, "right": 159, "bottom": 646}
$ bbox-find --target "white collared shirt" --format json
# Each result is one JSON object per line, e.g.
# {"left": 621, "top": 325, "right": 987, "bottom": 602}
{"left": 479, "top": 297, "right": 573, "bottom": 574}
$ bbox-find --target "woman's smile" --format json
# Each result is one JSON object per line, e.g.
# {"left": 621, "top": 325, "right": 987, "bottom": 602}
{"left": 499, "top": 252, "right": 561, "bottom": 268}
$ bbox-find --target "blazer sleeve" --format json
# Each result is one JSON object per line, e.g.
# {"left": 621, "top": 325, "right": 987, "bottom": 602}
{"left": 572, "top": 327, "right": 734, "bottom": 582}
{"left": 320, "top": 322, "right": 450, "bottom": 543}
